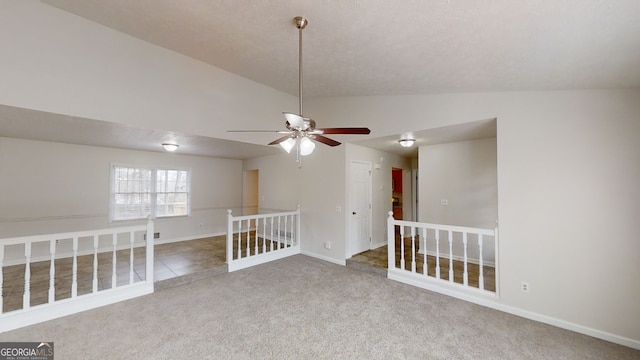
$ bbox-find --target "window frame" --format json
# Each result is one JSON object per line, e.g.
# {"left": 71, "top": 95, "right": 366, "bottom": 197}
{"left": 109, "top": 163, "right": 191, "bottom": 222}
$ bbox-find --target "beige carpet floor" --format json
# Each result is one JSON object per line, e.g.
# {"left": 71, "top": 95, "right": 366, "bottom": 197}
{"left": 0, "top": 255, "right": 637, "bottom": 359}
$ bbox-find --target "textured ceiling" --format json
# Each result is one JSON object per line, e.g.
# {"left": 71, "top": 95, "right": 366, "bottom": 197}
{"left": 42, "top": 0, "right": 640, "bottom": 97}
{"left": 5, "top": 1, "right": 639, "bottom": 158}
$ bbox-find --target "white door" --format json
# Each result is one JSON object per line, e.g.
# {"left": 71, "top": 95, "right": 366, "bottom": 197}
{"left": 349, "top": 161, "right": 372, "bottom": 256}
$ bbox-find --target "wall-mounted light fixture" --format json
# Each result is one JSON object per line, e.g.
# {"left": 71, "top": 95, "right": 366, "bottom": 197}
{"left": 162, "top": 143, "right": 179, "bottom": 152}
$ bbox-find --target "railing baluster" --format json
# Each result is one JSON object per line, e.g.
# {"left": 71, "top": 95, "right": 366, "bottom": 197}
{"left": 463, "top": 232, "right": 469, "bottom": 286}
{"left": 245, "top": 219, "right": 251, "bottom": 257}
{"left": 284, "top": 215, "right": 288, "bottom": 248}
{"left": 399, "top": 225, "right": 405, "bottom": 270}
{"left": 93, "top": 235, "right": 98, "bottom": 293}
{"left": 448, "top": 231, "right": 453, "bottom": 283}
{"left": 24, "top": 242, "right": 31, "bottom": 309}
{"left": 49, "top": 239, "right": 56, "bottom": 303}
{"left": 422, "top": 227, "right": 427, "bottom": 276}
{"left": 478, "top": 235, "right": 485, "bottom": 290}
{"left": 129, "top": 231, "right": 135, "bottom": 284}
{"left": 111, "top": 233, "right": 117, "bottom": 289}
{"left": 435, "top": 230, "right": 441, "bottom": 279}
{"left": 411, "top": 226, "right": 416, "bottom": 273}
{"left": 254, "top": 218, "right": 259, "bottom": 255}
{"left": 72, "top": 236, "right": 78, "bottom": 297}
{"left": 296, "top": 206, "right": 301, "bottom": 247}
{"left": 277, "top": 216, "right": 282, "bottom": 250}
{"left": 262, "top": 217, "right": 267, "bottom": 253}
{"left": 270, "top": 217, "right": 274, "bottom": 252}
{"left": 236, "top": 219, "right": 242, "bottom": 259}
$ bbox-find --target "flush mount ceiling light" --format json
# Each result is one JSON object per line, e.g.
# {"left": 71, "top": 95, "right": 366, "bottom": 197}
{"left": 162, "top": 143, "right": 179, "bottom": 152}
{"left": 398, "top": 138, "right": 416, "bottom": 148}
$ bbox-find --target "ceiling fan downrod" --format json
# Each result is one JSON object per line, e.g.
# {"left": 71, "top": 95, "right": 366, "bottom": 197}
{"left": 294, "top": 16, "right": 307, "bottom": 117}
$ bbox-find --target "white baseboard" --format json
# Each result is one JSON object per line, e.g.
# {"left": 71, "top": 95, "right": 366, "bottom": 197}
{"left": 387, "top": 269, "right": 640, "bottom": 351}
{"left": 301, "top": 251, "right": 346, "bottom": 266}
{"left": 370, "top": 241, "right": 386, "bottom": 249}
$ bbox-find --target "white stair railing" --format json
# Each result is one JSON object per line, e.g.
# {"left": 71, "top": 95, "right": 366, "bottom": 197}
{"left": 227, "top": 206, "right": 301, "bottom": 272}
{"left": 387, "top": 212, "right": 499, "bottom": 298}
{"left": 0, "top": 217, "right": 155, "bottom": 332}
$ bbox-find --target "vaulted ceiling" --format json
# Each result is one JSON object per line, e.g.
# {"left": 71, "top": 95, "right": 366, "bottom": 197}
{"left": 3, "top": 1, "right": 640, "bottom": 158}
{"left": 43, "top": 0, "right": 640, "bottom": 97}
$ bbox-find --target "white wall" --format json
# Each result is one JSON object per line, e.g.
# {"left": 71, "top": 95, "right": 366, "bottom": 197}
{"left": 419, "top": 137, "right": 498, "bottom": 228}
{"left": 243, "top": 147, "right": 348, "bottom": 264}
{"left": 418, "top": 137, "right": 498, "bottom": 262}
{"left": 0, "top": 137, "right": 243, "bottom": 240}
{"left": 307, "top": 90, "right": 640, "bottom": 347}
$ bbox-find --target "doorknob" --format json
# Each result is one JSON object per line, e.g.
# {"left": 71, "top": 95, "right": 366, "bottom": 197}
{"left": 352, "top": 211, "right": 356, "bottom": 215}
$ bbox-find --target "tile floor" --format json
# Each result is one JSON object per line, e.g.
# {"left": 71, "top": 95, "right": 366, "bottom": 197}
{"left": 2, "top": 234, "right": 494, "bottom": 314}
{"left": 2, "top": 236, "right": 228, "bottom": 313}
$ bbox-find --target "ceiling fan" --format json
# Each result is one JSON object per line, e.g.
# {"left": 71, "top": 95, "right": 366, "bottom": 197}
{"left": 228, "top": 16, "right": 371, "bottom": 166}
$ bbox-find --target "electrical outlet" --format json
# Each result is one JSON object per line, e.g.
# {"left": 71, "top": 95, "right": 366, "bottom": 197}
{"left": 521, "top": 282, "right": 530, "bottom": 293}
{"left": 324, "top": 241, "right": 331, "bottom": 249}
{"left": 440, "top": 199, "right": 448, "bottom": 206}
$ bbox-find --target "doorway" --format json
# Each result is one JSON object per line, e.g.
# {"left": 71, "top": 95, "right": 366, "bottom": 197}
{"left": 392, "top": 168, "right": 403, "bottom": 220}
{"left": 242, "top": 169, "right": 259, "bottom": 215}
{"left": 349, "top": 161, "right": 372, "bottom": 256}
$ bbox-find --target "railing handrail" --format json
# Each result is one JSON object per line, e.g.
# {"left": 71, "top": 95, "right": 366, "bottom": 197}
{"left": 226, "top": 206, "right": 301, "bottom": 272}
{"left": 0, "top": 224, "right": 148, "bottom": 246}
{"left": 387, "top": 211, "right": 499, "bottom": 297}
{"left": 0, "top": 217, "right": 155, "bottom": 332}
{"left": 389, "top": 215, "right": 495, "bottom": 236}
{"left": 227, "top": 207, "right": 300, "bottom": 222}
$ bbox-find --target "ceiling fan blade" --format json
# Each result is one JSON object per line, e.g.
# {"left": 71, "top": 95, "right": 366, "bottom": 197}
{"left": 227, "top": 130, "right": 291, "bottom": 133}
{"left": 313, "top": 135, "right": 341, "bottom": 147}
{"left": 283, "top": 112, "right": 304, "bottom": 128}
{"left": 315, "top": 127, "right": 371, "bottom": 135}
{"left": 268, "top": 135, "right": 294, "bottom": 146}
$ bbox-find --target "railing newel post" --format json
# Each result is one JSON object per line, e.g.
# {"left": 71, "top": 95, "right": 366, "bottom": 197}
{"left": 227, "top": 209, "right": 233, "bottom": 266}
{"left": 387, "top": 211, "right": 395, "bottom": 271}
{"left": 146, "top": 216, "right": 155, "bottom": 285}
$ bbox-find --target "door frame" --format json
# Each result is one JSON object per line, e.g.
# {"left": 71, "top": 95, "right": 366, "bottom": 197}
{"left": 346, "top": 160, "right": 372, "bottom": 258}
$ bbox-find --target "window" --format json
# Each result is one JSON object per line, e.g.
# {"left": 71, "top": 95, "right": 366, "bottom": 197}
{"left": 111, "top": 165, "right": 190, "bottom": 221}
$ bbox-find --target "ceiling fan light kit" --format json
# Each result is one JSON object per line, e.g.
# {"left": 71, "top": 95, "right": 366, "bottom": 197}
{"left": 279, "top": 137, "right": 296, "bottom": 153}
{"left": 228, "top": 16, "right": 371, "bottom": 168}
